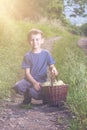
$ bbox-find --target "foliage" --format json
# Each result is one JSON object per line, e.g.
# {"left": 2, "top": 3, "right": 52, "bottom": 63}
{"left": 12, "top": 0, "right": 41, "bottom": 20}
{"left": 67, "top": 25, "right": 81, "bottom": 35}
{"left": 80, "top": 23, "right": 87, "bottom": 36}
{"left": 20, "top": 103, "right": 32, "bottom": 109}
{"left": 0, "top": 0, "right": 66, "bottom": 24}
{"left": 45, "top": 0, "right": 63, "bottom": 19}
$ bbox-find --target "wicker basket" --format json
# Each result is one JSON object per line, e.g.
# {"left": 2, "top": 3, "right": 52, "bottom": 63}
{"left": 43, "top": 84, "right": 68, "bottom": 106}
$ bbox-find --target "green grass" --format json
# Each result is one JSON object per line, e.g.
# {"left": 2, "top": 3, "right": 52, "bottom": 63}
{"left": 19, "top": 103, "right": 32, "bottom": 109}
{"left": 53, "top": 31, "right": 87, "bottom": 130}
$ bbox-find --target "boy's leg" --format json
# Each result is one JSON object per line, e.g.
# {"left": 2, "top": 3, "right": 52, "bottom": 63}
{"left": 13, "top": 79, "right": 43, "bottom": 103}
{"left": 13, "top": 79, "right": 32, "bottom": 104}
{"left": 23, "top": 89, "right": 31, "bottom": 104}
{"left": 29, "top": 87, "right": 43, "bottom": 100}
{"left": 13, "top": 79, "right": 32, "bottom": 94}
{"left": 11, "top": 88, "right": 17, "bottom": 102}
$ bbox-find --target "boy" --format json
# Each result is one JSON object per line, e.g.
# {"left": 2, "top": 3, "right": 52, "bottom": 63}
{"left": 13, "top": 28, "right": 58, "bottom": 105}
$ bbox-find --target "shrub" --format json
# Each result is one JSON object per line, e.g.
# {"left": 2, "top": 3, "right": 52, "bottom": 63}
{"left": 80, "top": 23, "right": 87, "bottom": 36}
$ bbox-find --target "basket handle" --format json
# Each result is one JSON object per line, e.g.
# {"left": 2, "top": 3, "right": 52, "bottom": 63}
{"left": 50, "top": 76, "right": 53, "bottom": 87}
{"left": 50, "top": 75, "right": 58, "bottom": 87}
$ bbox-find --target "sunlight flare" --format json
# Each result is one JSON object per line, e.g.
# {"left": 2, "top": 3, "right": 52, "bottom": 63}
{"left": 0, "top": 0, "right": 16, "bottom": 19}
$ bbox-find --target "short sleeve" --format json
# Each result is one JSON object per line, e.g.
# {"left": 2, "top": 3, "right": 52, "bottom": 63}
{"left": 22, "top": 54, "right": 31, "bottom": 69}
{"left": 47, "top": 52, "right": 55, "bottom": 66}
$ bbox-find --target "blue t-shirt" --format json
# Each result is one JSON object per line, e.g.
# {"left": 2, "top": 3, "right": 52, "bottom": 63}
{"left": 22, "top": 49, "right": 55, "bottom": 82}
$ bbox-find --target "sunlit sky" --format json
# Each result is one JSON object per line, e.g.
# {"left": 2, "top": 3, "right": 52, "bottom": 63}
{"left": 0, "top": 0, "right": 16, "bottom": 18}
{"left": 0, "top": 0, "right": 18, "bottom": 34}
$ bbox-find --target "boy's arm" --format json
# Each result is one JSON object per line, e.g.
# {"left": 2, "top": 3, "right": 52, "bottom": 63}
{"left": 49, "top": 64, "right": 58, "bottom": 78}
{"left": 25, "top": 68, "right": 41, "bottom": 91}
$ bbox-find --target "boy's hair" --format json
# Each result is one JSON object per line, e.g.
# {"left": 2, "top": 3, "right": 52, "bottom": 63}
{"left": 28, "top": 28, "right": 43, "bottom": 40}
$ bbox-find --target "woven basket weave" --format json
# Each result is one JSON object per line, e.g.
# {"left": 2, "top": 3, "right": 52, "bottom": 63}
{"left": 43, "top": 84, "right": 68, "bottom": 106}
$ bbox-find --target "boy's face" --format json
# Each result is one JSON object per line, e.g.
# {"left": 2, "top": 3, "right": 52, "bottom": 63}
{"left": 29, "top": 33, "right": 44, "bottom": 50}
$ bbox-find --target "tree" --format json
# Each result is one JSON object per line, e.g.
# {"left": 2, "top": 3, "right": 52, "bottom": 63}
{"left": 12, "top": 0, "right": 40, "bottom": 19}
{"left": 9, "top": 0, "right": 64, "bottom": 20}
{"left": 65, "top": 0, "right": 87, "bottom": 17}
{"left": 46, "top": 0, "right": 64, "bottom": 19}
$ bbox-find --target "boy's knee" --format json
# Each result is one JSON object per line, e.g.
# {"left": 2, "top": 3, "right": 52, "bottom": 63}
{"left": 12, "top": 82, "right": 23, "bottom": 95}
{"left": 12, "top": 83, "right": 19, "bottom": 94}
{"left": 30, "top": 88, "right": 42, "bottom": 100}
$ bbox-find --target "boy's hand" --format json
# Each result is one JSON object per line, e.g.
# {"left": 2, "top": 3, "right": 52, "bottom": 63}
{"left": 25, "top": 68, "right": 41, "bottom": 91}
{"left": 51, "top": 67, "right": 58, "bottom": 77}
{"left": 33, "top": 81, "right": 41, "bottom": 91}
{"left": 49, "top": 65, "right": 58, "bottom": 78}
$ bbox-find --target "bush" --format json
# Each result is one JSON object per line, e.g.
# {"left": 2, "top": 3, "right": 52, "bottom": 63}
{"left": 67, "top": 25, "right": 81, "bottom": 35}
{"left": 80, "top": 23, "right": 87, "bottom": 36}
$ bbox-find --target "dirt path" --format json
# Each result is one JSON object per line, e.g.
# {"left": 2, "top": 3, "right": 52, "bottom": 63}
{"left": 0, "top": 100, "right": 71, "bottom": 130}
{"left": 43, "top": 36, "right": 62, "bottom": 51}
{"left": 0, "top": 36, "right": 71, "bottom": 130}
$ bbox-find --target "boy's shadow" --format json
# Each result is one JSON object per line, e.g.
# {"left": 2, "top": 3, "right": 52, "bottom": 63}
{"left": 8, "top": 97, "right": 67, "bottom": 115}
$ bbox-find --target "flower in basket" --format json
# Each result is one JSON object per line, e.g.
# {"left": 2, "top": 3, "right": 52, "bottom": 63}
{"left": 41, "top": 80, "right": 65, "bottom": 87}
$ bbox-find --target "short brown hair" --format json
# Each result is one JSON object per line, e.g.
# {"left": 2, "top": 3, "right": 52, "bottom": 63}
{"left": 28, "top": 28, "right": 43, "bottom": 40}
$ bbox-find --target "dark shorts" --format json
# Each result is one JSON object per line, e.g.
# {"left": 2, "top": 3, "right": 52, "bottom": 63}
{"left": 13, "top": 79, "right": 43, "bottom": 100}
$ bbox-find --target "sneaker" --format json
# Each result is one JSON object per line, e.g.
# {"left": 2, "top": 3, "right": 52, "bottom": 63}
{"left": 23, "top": 98, "right": 31, "bottom": 105}
{"left": 19, "top": 101, "right": 32, "bottom": 109}
{"left": 23, "top": 89, "right": 31, "bottom": 105}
